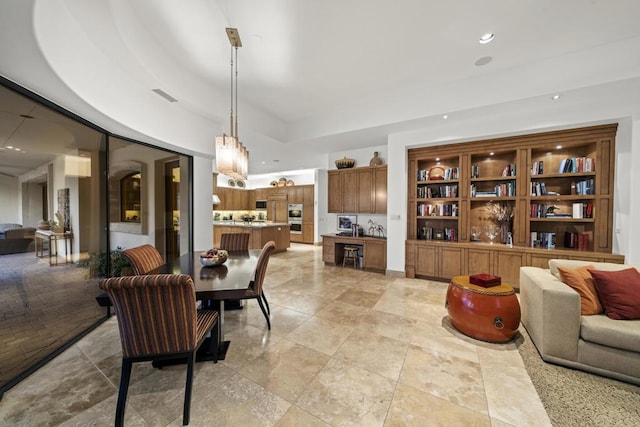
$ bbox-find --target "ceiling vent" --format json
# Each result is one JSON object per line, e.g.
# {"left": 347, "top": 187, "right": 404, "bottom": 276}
{"left": 152, "top": 88, "right": 178, "bottom": 102}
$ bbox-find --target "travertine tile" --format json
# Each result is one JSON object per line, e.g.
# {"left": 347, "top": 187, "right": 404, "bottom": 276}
{"left": 334, "top": 328, "right": 408, "bottom": 380}
{"left": 386, "top": 383, "right": 491, "bottom": 426}
{"left": 313, "top": 300, "right": 371, "bottom": 325}
{"left": 286, "top": 316, "right": 353, "bottom": 356}
{"left": 239, "top": 339, "right": 330, "bottom": 401}
{"left": 297, "top": 358, "right": 395, "bottom": 426}
{"left": 356, "top": 309, "right": 417, "bottom": 343}
{"left": 275, "top": 405, "right": 330, "bottom": 426}
{"left": 399, "top": 345, "right": 489, "bottom": 414}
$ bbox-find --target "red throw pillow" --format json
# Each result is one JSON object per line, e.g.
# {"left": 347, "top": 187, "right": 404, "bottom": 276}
{"left": 588, "top": 268, "right": 640, "bottom": 320}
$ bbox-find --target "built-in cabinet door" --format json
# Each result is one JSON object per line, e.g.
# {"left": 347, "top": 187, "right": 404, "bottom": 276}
{"left": 328, "top": 171, "right": 343, "bottom": 213}
{"left": 357, "top": 169, "right": 373, "bottom": 213}
{"left": 303, "top": 185, "right": 314, "bottom": 204}
{"left": 364, "top": 240, "right": 386, "bottom": 271}
{"left": 467, "top": 247, "right": 492, "bottom": 276}
{"left": 494, "top": 251, "right": 524, "bottom": 286}
{"left": 302, "top": 223, "right": 314, "bottom": 244}
{"left": 342, "top": 170, "right": 358, "bottom": 213}
{"left": 373, "top": 166, "right": 387, "bottom": 214}
{"left": 416, "top": 245, "right": 438, "bottom": 277}
{"left": 323, "top": 237, "right": 335, "bottom": 263}
{"left": 440, "top": 246, "right": 464, "bottom": 278}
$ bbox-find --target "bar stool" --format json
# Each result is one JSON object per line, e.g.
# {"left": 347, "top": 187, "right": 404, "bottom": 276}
{"left": 343, "top": 246, "right": 359, "bottom": 268}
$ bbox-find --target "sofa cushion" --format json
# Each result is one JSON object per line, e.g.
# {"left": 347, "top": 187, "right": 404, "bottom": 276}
{"left": 581, "top": 314, "right": 640, "bottom": 353}
{"left": 557, "top": 264, "right": 603, "bottom": 315}
{"left": 0, "top": 223, "right": 22, "bottom": 234}
{"left": 589, "top": 268, "right": 640, "bottom": 320}
{"left": 548, "top": 259, "right": 634, "bottom": 279}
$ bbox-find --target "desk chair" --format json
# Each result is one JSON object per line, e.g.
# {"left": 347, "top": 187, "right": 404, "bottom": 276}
{"left": 99, "top": 274, "right": 219, "bottom": 427}
{"left": 122, "top": 244, "right": 164, "bottom": 275}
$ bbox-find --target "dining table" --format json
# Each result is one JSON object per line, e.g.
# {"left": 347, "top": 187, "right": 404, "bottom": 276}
{"left": 158, "top": 249, "right": 260, "bottom": 363}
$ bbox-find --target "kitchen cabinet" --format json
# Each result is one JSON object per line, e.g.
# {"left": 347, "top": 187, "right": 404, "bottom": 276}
{"left": 327, "top": 165, "right": 387, "bottom": 214}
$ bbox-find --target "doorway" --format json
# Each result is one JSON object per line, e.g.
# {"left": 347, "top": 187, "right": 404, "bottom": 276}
{"left": 165, "top": 160, "right": 180, "bottom": 262}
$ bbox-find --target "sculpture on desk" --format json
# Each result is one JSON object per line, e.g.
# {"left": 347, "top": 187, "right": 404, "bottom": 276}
{"left": 368, "top": 219, "right": 385, "bottom": 238}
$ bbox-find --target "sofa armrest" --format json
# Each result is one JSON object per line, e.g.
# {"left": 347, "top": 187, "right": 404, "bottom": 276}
{"left": 520, "top": 266, "right": 581, "bottom": 362}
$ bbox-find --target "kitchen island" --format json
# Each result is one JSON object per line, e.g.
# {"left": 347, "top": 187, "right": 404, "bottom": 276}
{"left": 213, "top": 221, "right": 290, "bottom": 253}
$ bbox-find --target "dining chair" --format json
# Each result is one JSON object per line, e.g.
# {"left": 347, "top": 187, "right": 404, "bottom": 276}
{"left": 239, "top": 240, "right": 276, "bottom": 329}
{"left": 122, "top": 244, "right": 164, "bottom": 275}
{"left": 98, "top": 273, "right": 219, "bottom": 427}
{"left": 219, "top": 232, "right": 250, "bottom": 252}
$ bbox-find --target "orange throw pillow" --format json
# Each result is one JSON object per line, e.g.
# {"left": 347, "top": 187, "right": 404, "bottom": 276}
{"left": 557, "top": 265, "right": 603, "bottom": 315}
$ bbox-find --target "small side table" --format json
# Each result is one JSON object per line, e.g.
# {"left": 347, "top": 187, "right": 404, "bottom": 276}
{"left": 446, "top": 275, "right": 521, "bottom": 343}
{"left": 35, "top": 229, "right": 73, "bottom": 265}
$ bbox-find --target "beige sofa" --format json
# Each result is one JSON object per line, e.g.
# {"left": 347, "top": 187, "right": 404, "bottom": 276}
{"left": 520, "top": 259, "right": 640, "bottom": 385}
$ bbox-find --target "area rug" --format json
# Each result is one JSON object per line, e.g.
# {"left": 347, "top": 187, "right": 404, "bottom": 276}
{"left": 517, "top": 329, "right": 640, "bottom": 426}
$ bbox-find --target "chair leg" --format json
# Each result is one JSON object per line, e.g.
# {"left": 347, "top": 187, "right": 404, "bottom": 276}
{"left": 257, "top": 297, "right": 271, "bottom": 330}
{"left": 183, "top": 352, "right": 195, "bottom": 425}
{"left": 261, "top": 292, "right": 271, "bottom": 315}
{"left": 115, "top": 359, "right": 133, "bottom": 427}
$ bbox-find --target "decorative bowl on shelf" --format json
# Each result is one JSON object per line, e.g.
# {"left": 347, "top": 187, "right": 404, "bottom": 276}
{"left": 199, "top": 249, "right": 229, "bottom": 266}
{"left": 335, "top": 157, "right": 356, "bottom": 169}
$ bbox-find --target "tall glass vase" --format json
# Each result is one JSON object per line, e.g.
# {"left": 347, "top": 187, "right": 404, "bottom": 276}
{"left": 499, "top": 222, "right": 512, "bottom": 244}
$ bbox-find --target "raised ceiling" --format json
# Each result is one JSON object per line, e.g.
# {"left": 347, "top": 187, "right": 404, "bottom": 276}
{"left": 1, "top": 0, "right": 640, "bottom": 176}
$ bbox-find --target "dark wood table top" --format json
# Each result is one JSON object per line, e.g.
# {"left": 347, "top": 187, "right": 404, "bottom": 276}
{"left": 162, "top": 250, "right": 260, "bottom": 300}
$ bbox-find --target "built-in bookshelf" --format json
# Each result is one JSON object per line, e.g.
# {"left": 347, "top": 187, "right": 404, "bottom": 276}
{"left": 406, "top": 124, "right": 624, "bottom": 286}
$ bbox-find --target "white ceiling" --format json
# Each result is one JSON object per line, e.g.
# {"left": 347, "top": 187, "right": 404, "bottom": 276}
{"left": 1, "top": 0, "right": 640, "bottom": 176}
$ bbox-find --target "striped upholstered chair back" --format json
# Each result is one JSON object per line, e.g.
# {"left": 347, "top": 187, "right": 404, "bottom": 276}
{"left": 98, "top": 273, "right": 219, "bottom": 426}
{"left": 249, "top": 241, "right": 276, "bottom": 296}
{"left": 219, "top": 233, "right": 250, "bottom": 252}
{"left": 98, "top": 274, "right": 198, "bottom": 358}
{"left": 122, "top": 244, "right": 164, "bottom": 275}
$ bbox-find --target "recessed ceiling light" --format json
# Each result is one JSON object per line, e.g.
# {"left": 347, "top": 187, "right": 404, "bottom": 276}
{"left": 435, "top": 157, "right": 440, "bottom": 161}
{"left": 443, "top": 114, "right": 448, "bottom": 119}
{"left": 479, "top": 33, "right": 495, "bottom": 44}
{"left": 261, "top": 161, "right": 266, "bottom": 165}
{"left": 475, "top": 56, "right": 492, "bottom": 66}
{"left": 489, "top": 152, "right": 495, "bottom": 156}
{"left": 556, "top": 145, "right": 562, "bottom": 149}
{"left": 552, "top": 94, "right": 561, "bottom": 100}
{"left": 14, "top": 148, "right": 21, "bottom": 151}
{"left": 7, "top": 146, "right": 13, "bottom": 149}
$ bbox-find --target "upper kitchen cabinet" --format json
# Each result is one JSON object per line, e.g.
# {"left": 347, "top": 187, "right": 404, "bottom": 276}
{"left": 328, "top": 165, "right": 387, "bottom": 214}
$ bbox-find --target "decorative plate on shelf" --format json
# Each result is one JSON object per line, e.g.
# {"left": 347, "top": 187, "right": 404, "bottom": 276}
{"left": 235, "top": 179, "right": 245, "bottom": 188}
{"left": 286, "top": 179, "right": 295, "bottom": 186}
{"left": 228, "top": 179, "right": 236, "bottom": 187}
{"left": 429, "top": 166, "right": 445, "bottom": 180}
{"left": 269, "top": 180, "right": 278, "bottom": 187}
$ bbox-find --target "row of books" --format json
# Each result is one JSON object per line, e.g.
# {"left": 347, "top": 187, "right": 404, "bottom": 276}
{"left": 564, "top": 232, "right": 591, "bottom": 250}
{"left": 417, "top": 203, "right": 458, "bottom": 217}
{"left": 530, "top": 203, "right": 593, "bottom": 218}
{"left": 530, "top": 178, "right": 595, "bottom": 196}
{"left": 531, "top": 232, "right": 556, "bottom": 249}
{"left": 420, "top": 227, "right": 457, "bottom": 241}
{"left": 417, "top": 167, "right": 459, "bottom": 181}
{"left": 531, "top": 158, "right": 595, "bottom": 176}
{"left": 417, "top": 184, "right": 458, "bottom": 198}
{"left": 558, "top": 157, "right": 594, "bottom": 173}
{"left": 574, "top": 179, "right": 595, "bottom": 195}
{"left": 469, "top": 163, "right": 517, "bottom": 179}
{"left": 470, "top": 182, "right": 516, "bottom": 197}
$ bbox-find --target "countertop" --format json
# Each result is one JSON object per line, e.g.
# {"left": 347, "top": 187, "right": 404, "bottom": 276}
{"left": 213, "top": 221, "right": 290, "bottom": 228}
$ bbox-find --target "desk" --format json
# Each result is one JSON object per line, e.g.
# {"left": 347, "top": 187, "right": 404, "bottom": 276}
{"left": 35, "top": 230, "right": 73, "bottom": 265}
{"left": 322, "top": 234, "right": 387, "bottom": 273}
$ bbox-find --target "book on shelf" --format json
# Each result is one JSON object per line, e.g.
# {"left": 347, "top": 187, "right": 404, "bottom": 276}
{"left": 530, "top": 231, "right": 556, "bottom": 249}
{"left": 564, "top": 232, "right": 591, "bottom": 250}
{"left": 558, "top": 157, "right": 595, "bottom": 173}
{"left": 531, "top": 160, "right": 544, "bottom": 175}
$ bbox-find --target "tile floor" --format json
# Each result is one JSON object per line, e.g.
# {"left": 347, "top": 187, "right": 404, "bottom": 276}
{"left": 0, "top": 244, "right": 551, "bottom": 426}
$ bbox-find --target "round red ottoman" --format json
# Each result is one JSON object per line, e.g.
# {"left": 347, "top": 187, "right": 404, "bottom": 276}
{"left": 446, "top": 275, "right": 521, "bottom": 343}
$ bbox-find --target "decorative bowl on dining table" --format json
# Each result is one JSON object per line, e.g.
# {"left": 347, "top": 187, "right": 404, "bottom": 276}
{"left": 199, "top": 248, "right": 229, "bottom": 266}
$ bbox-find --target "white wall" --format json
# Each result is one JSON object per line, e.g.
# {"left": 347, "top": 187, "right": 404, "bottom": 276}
{"left": 193, "top": 155, "right": 214, "bottom": 251}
